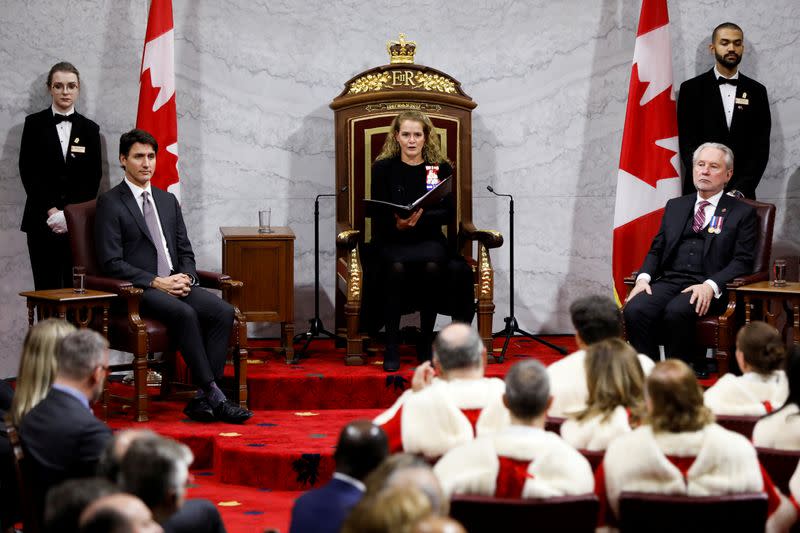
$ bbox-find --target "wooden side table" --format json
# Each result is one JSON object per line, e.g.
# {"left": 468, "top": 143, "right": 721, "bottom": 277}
{"left": 220, "top": 226, "right": 296, "bottom": 362}
{"left": 739, "top": 281, "right": 800, "bottom": 346}
{"left": 19, "top": 289, "right": 117, "bottom": 338}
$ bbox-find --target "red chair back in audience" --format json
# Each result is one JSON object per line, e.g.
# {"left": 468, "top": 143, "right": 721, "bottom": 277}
{"left": 618, "top": 491, "right": 768, "bottom": 533}
{"left": 5, "top": 420, "right": 40, "bottom": 533}
{"left": 714, "top": 415, "right": 759, "bottom": 439}
{"left": 756, "top": 447, "right": 800, "bottom": 495}
{"left": 449, "top": 494, "right": 598, "bottom": 533}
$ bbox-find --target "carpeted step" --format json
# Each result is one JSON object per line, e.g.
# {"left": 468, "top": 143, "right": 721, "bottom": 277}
{"left": 108, "top": 403, "right": 381, "bottom": 490}
{"left": 235, "top": 337, "right": 577, "bottom": 410}
{"left": 188, "top": 469, "right": 301, "bottom": 533}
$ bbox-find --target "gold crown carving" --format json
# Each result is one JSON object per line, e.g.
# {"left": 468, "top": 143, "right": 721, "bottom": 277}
{"left": 387, "top": 33, "right": 416, "bottom": 64}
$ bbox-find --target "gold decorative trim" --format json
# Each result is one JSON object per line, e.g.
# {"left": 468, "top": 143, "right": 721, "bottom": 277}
{"left": 348, "top": 248, "right": 362, "bottom": 302}
{"left": 415, "top": 73, "right": 457, "bottom": 94}
{"left": 337, "top": 229, "right": 360, "bottom": 241}
{"left": 365, "top": 102, "right": 442, "bottom": 113}
{"left": 479, "top": 243, "right": 493, "bottom": 299}
{"left": 348, "top": 73, "right": 392, "bottom": 95}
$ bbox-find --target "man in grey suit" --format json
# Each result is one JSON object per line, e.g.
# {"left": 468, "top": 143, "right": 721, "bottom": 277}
{"left": 95, "top": 129, "right": 251, "bottom": 424}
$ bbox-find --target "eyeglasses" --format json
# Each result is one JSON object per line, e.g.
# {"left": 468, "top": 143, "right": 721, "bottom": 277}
{"left": 51, "top": 82, "right": 79, "bottom": 92}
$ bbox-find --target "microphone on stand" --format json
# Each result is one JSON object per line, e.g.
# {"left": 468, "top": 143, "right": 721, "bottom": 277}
{"left": 486, "top": 184, "right": 567, "bottom": 360}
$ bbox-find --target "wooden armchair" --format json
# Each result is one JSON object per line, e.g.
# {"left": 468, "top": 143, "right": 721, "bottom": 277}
{"left": 330, "top": 39, "right": 503, "bottom": 364}
{"left": 624, "top": 199, "right": 776, "bottom": 375}
{"left": 64, "top": 200, "right": 248, "bottom": 422}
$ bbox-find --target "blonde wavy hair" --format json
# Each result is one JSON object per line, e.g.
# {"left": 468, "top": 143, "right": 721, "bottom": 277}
{"left": 646, "top": 359, "right": 714, "bottom": 433}
{"left": 575, "top": 338, "right": 645, "bottom": 424}
{"left": 375, "top": 111, "right": 450, "bottom": 165}
{"left": 8, "top": 318, "right": 76, "bottom": 426}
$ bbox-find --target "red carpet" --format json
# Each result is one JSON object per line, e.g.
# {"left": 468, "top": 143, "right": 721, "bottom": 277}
{"left": 112, "top": 335, "right": 702, "bottom": 533}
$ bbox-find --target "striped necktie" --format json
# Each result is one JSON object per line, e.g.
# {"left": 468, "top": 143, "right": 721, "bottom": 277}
{"left": 692, "top": 201, "right": 711, "bottom": 233}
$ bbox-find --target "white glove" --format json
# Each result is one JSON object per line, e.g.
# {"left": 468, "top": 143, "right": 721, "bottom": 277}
{"left": 46, "top": 210, "right": 68, "bottom": 234}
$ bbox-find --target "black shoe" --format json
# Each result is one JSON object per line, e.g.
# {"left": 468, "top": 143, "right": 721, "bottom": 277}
{"left": 183, "top": 397, "right": 215, "bottom": 423}
{"left": 383, "top": 346, "right": 400, "bottom": 372}
{"left": 212, "top": 400, "right": 254, "bottom": 424}
{"left": 692, "top": 363, "right": 710, "bottom": 380}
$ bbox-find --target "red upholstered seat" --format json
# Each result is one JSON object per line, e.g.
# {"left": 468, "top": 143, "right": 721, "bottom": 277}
{"left": 617, "top": 491, "right": 768, "bottom": 533}
{"left": 757, "top": 447, "right": 800, "bottom": 495}
{"left": 449, "top": 493, "right": 599, "bottom": 533}
{"left": 715, "top": 414, "right": 759, "bottom": 439}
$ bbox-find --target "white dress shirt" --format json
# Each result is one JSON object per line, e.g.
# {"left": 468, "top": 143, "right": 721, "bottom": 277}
{"left": 52, "top": 104, "right": 74, "bottom": 160}
{"left": 123, "top": 177, "right": 174, "bottom": 271}
{"left": 714, "top": 66, "right": 739, "bottom": 129}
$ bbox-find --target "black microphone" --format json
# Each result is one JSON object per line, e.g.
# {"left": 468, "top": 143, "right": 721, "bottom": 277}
{"left": 487, "top": 185, "right": 512, "bottom": 199}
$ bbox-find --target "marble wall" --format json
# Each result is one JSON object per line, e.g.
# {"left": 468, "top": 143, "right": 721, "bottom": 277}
{"left": 0, "top": 0, "right": 797, "bottom": 377}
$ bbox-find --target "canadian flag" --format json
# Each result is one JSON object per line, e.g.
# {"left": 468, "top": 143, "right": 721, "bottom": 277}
{"left": 136, "top": 0, "right": 180, "bottom": 201}
{"left": 612, "top": 0, "right": 681, "bottom": 304}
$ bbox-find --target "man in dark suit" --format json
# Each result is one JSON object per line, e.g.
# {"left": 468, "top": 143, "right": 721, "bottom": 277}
{"left": 19, "top": 61, "right": 102, "bottom": 290}
{"left": 623, "top": 142, "right": 757, "bottom": 378}
{"left": 289, "top": 421, "right": 389, "bottom": 533}
{"left": 677, "top": 22, "right": 770, "bottom": 200}
{"left": 19, "top": 329, "right": 113, "bottom": 520}
{"left": 95, "top": 128, "right": 251, "bottom": 424}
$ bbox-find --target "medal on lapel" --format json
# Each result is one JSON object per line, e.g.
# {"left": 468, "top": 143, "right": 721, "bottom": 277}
{"left": 708, "top": 216, "right": 723, "bottom": 234}
{"left": 425, "top": 165, "right": 440, "bottom": 191}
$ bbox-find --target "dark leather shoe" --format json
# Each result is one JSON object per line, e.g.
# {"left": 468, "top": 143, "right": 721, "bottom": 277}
{"left": 383, "top": 346, "right": 400, "bottom": 372}
{"left": 213, "top": 400, "right": 253, "bottom": 424}
{"left": 692, "top": 363, "right": 710, "bottom": 380}
{"left": 183, "top": 397, "right": 215, "bottom": 423}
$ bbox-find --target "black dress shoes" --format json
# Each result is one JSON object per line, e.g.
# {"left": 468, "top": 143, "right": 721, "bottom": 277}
{"left": 183, "top": 397, "right": 215, "bottom": 423}
{"left": 692, "top": 362, "right": 710, "bottom": 380}
{"left": 213, "top": 400, "right": 254, "bottom": 424}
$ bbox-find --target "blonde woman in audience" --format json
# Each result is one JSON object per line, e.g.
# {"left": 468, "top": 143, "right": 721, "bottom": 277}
{"left": 753, "top": 345, "right": 800, "bottom": 450}
{"left": 341, "top": 485, "right": 433, "bottom": 533}
{"left": 704, "top": 321, "right": 788, "bottom": 415}
{"left": 560, "top": 338, "right": 645, "bottom": 451}
{"left": 7, "top": 318, "right": 76, "bottom": 426}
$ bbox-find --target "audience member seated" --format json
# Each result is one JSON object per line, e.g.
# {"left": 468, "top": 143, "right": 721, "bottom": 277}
{"left": 19, "top": 329, "right": 112, "bottom": 520}
{"left": 705, "top": 321, "right": 788, "bottom": 415}
{"left": 80, "top": 493, "right": 163, "bottom": 533}
{"left": 342, "top": 485, "right": 435, "bottom": 533}
{"left": 119, "top": 434, "right": 225, "bottom": 533}
{"left": 411, "top": 516, "right": 467, "bottom": 533}
{"left": 343, "top": 454, "right": 448, "bottom": 533}
{"left": 44, "top": 477, "right": 119, "bottom": 533}
{"left": 97, "top": 429, "right": 158, "bottom": 483}
{"left": 289, "top": 420, "right": 388, "bottom": 533}
{"left": 597, "top": 359, "right": 795, "bottom": 532}
{"left": 754, "top": 345, "right": 800, "bottom": 450}
{"left": 3, "top": 318, "right": 75, "bottom": 529}
{"left": 374, "top": 323, "right": 510, "bottom": 457}
{"left": 560, "top": 338, "right": 645, "bottom": 451}
{"left": 434, "top": 360, "right": 594, "bottom": 499}
{"left": 547, "top": 295, "right": 654, "bottom": 418}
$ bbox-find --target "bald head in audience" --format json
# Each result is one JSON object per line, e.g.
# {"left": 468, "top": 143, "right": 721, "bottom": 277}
{"left": 335, "top": 420, "right": 389, "bottom": 480}
{"left": 79, "top": 493, "right": 162, "bottom": 533}
{"left": 431, "top": 323, "right": 485, "bottom": 379}
{"left": 97, "top": 429, "right": 158, "bottom": 482}
{"left": 503, "top": 359, "right": 552, "bottom": 426}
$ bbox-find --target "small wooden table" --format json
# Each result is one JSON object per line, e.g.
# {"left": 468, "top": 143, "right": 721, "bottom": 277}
{"left": 19, "top": 288, "right": 117, "bottom": 338}
{"left": 739, "top": 281, "right": 800, "bottom": 346}
{"left": 220, "top": 226, "right": 296, "bottom": 362}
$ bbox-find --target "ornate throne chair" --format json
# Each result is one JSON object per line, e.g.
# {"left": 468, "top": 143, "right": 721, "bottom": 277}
{"left": 330, "top": 35, "right": 503, "bottom": 365}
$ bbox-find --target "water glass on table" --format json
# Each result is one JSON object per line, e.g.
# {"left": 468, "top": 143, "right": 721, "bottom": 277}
{"left": 258, "top": 208, "right": 273, "bottom": 234}
{"left": 72, "top": 266, "right": 86, "bottom": 293}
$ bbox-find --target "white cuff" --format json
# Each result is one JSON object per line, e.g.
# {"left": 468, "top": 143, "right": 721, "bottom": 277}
{"left": 635, "top": 273, "right": 651, "bottom": 284}
{"left": 704, "top": 279, "right": 721, "bottom": 299}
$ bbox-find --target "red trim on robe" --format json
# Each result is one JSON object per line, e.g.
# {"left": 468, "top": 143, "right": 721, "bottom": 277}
{"left": 495, "top": 456, "right": 534, "bottom": 498}
{"left": 462, "top": 408, "right": 482, "bottom": 435}
{"left": 382, "top": 406, "right": 404, "bottom": 453}
{"left": 790, "top": 494, "right": 800, "bottom": 512}
{"left": 763, "top": 401, "right": 773, "bottom": 413}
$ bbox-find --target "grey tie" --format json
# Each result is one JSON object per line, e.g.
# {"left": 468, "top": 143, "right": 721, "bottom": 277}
{"left": 141, "top": 191, "right": 171, "bottom": 277}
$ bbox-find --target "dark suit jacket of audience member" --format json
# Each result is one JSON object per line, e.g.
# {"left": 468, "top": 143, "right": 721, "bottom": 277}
{"left": 289, "top": 477, "right": 364, "bottom": 533}
{"left": 163, "top": 499, "right": 226, "bottom": 533}
{"left": 677, "top": 68, "right": 771, "bottom": 199}
{"left": 95, "top": 181, "right": 198, "bottom": 289}
{"left": 19, "top": 388, "right": 111, "bottom": 518}
{"left": 0, "top": 380, "right": 16, "bottom": 530}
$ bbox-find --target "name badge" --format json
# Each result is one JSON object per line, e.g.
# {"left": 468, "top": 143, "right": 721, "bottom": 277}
{"left": 735, "top": 97, "right": 749, "bottom": 105}
{"left": 70, "top": 145, "right": 86, "bottom": 154}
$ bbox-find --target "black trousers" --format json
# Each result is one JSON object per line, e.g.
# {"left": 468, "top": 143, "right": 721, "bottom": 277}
{"left": 26, "top": 230, "right": 72, "bottom": 290}
{"left": 140, "top": 286, "right": 234, "bottom": 386}
{"left": 623, "top": 275, "right": 726, "bottom": 365}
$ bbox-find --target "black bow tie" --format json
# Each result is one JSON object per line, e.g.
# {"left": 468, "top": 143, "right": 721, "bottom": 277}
{"left": 54, "top": 114, "right": 74, "bottom": 124}
{"left": 717, "top": 77, "right": 738, "bottom": 86}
